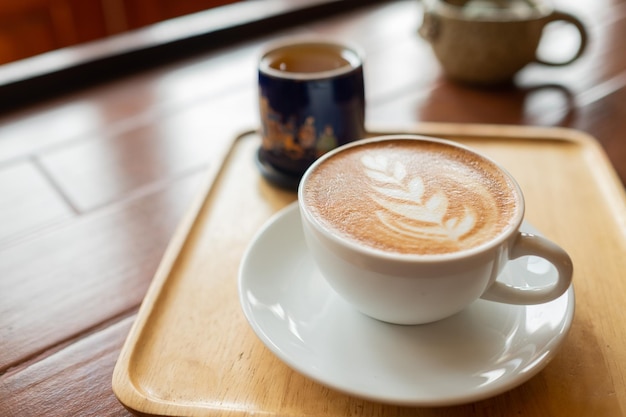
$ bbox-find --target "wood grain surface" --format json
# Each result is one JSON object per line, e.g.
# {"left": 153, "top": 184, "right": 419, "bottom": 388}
{"left": 1, "top": 0, "right": 626, "bottom": 416}
{"left": 112, "top": 126, "right": 626, "bottom": 416}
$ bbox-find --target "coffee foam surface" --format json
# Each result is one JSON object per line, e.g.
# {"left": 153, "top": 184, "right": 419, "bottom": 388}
{"left": 302, "top": 140, "right": 521, "bottom": 255}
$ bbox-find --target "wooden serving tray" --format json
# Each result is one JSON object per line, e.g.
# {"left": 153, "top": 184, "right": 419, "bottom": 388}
{"left": 112, "top": 124, "right": 626, "bottom": 417}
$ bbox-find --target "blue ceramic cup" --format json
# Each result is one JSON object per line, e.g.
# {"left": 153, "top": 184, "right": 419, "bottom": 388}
{"left": 257, "top": 39, "right": 366, "bottom": 187}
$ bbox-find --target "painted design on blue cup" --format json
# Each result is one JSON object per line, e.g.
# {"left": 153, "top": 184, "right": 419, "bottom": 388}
{"left": 258, "top": 40, "right": 366, "bottom": 178}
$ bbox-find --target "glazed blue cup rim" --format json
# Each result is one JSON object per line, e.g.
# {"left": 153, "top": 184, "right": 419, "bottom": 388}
{"left": 258, "top": 37, "right": 364, "bottom": 81}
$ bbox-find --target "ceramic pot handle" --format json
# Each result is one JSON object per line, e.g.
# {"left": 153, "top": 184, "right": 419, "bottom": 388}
{"left": 481, "top": 232, "right": 573, "bottom": 304}
{"left": 535, "top": 11, "right": 588, "bottom": 66}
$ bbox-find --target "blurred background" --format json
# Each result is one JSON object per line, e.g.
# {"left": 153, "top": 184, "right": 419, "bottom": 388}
{"left": 0, "top": 0, "right": 242, "bottom": 64}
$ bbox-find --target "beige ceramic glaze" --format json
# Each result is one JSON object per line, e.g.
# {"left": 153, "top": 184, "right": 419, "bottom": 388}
{"left": 419, "top": 0, "right": 588, "bottom": 84}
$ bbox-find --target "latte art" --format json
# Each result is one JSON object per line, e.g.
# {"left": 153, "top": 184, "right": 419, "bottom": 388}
{"left": 301, "top": 139, "right": 521, "bottom": 255}
{"left": 361, "top": 154, "right": 476, "bottom": 243}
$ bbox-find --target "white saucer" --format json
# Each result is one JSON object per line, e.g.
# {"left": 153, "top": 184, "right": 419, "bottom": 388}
{"left": 238, "top": 203, "right": 575, "bottom": 406}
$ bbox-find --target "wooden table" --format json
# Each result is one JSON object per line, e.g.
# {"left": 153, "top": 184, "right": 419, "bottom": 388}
{"left": 1, "top": 1, "right": 625, "bottom": 416}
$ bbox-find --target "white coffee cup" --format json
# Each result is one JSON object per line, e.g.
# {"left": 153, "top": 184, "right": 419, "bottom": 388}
{"left": 298, "top": 135, "right": 573, "bottom": 325}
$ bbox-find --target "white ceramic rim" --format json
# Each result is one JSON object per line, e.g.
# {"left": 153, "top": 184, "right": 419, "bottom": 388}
{"left": 258, "top": 37, "right": 364, "bottom": 81}
{"left": 298, "top": 135, "right": 526, "bottom": 263}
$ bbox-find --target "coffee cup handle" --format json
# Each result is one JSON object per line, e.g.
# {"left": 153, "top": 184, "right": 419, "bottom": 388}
{"left": 534, "top": 11, "right": 588, "bottom": 66}
{"left": 481, "top": 232, "right": 573, "bottom": 304}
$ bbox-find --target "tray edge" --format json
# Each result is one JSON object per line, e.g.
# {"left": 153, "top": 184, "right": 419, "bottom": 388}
{"left": 111, "top": 122, "right": 626, "bottom": 415}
